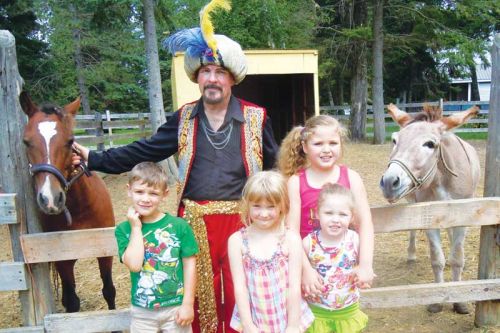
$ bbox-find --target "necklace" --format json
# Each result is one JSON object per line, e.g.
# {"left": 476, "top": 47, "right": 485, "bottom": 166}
{"left": 200, "top": 117, "right": 233, "bottom": 150}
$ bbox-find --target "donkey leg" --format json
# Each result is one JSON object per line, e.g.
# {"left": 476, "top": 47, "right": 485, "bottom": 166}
{"left": 55, "top": 260, "right": 80, "bottom": 312}
{"left": 97, "top": 256, "right": 116, "bottom": 310}
{"left": 407, "top": 230, "right": 417, "bottom": 262}
{"left": 448, "top": 227, "right": 469, "bottom": 314}
{"left": 425, "top": 229, "right": 445, "bottom": 313}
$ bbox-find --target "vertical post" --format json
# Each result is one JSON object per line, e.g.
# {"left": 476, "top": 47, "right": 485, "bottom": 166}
{"left": 475, "top": 33, "right": 500, "bottom": 327}
{"left": 94, "top": 111, "right": 104, "bottom": 151}
{"left": 106, "top": 110, "right": 113, "bottom": 148}
{"left": 138, "top": 112, "right": 146, "bottom": 139}
{"left": 0, "top": 30, "right": 54, "bottom": 325}
{"left": 438, "top": 98, "right": 443, "bottom": 110}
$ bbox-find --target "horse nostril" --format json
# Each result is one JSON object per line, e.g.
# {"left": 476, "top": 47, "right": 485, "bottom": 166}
{"left": 380, "top": 177, "right": 385, "bottom": 187}
{"left": 38, "top": 192, "right": 48, "bottom": 206}
{"left": 392, "top": 177, "right": 400, "bottom": 188}
{"left": 57, "top": 192, "right": 65, "bottom": 206}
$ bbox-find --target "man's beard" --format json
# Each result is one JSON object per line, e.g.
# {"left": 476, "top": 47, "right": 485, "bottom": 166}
{"left": 203, "top": 85, "right": 223, "bottom": 105}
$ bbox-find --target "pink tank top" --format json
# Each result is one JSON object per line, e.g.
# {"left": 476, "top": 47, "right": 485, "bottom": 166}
{"left": 299, "top": 165, "right": 351, "bottom": 239}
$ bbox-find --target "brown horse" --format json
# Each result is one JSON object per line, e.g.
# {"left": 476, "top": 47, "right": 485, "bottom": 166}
{"left": 380, "top": 103, "right": 480, "bottom": 314}
{"left": 20, "top": 92, "right": 116, "bottom": 313}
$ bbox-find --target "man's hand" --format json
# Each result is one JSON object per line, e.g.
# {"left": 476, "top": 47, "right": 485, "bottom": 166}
{"left": 353, "top": 265, "right": 376, "bottom": 289}
{"left": 71, "top": 142, "right": 89, "bottom": 167}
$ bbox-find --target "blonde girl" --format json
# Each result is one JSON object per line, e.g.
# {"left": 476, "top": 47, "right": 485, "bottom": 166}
{"left": 304, "top": 183, "right": 368, "bottom": 333}
{"left": 228, "top": 171, "right": 314, "bottom": 333}
{"left": 278, "top": 115, "right": 374, "bottom": 296}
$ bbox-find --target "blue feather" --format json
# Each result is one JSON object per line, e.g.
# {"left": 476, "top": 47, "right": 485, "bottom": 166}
{"left": 162, "top": 28, "right": 209, "bottom": 58}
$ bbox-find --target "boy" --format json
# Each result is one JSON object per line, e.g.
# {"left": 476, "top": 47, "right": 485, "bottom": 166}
{"left": 115, "top": 162, "right": 198, "bottom": 332}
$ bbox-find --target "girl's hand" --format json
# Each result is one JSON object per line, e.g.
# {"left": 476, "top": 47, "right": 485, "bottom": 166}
{"left": 127, "top": 207, "right": 142, "bottom": 229}
{"left": 353, "top": 265, "right": 376, "bottom": 289}
{"left": 242, "top": 323, "right": 259, "bottom": 333}
{"left": 302, "top": 264, "right": 324, "bottom": 297}
{"left": 175, "top": 304, "right": 194, "bottom": 326}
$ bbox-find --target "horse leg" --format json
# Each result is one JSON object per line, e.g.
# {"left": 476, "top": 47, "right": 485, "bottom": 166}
{"left": 97, "top": 256, "right": 116, "bottom": 310}
{"left": 425, "top": 229, "right": 445, "bottom": 313}
{"left": 448, "top": 226, "right": 469, "bottom": 314}
{"left": 55, "top": 260, "right": 80, "bottom": 312}
{"left": 407, "top": 230, "right": 417, "bottom": 262}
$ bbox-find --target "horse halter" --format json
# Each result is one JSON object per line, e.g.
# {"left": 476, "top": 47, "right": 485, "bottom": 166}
{"left": 29, "top": 161, "right": 91, "bottom": 226}
{"left": 387, "top": 143, "right": 458, "bottom": 200}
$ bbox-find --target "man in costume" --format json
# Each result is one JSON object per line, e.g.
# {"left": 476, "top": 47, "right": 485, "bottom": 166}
{"left": 72, "top": 1, "right": 278, "bottom": 332}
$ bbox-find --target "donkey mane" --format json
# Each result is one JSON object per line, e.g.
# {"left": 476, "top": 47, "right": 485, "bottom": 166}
{"left": 410, "top": 105, "right": 443, "bottom": 124}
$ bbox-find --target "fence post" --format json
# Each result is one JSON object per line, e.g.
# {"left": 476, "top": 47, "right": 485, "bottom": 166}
{"left": 475, "top": 33, "right": 500, "bottom": 327}
{"left": 94, "top": 111, "right": 104, "bottom": 151}
{"left": 139, "top": 112, "right": 146, "bottom": 139}
{"left": 0, "top": 30, "right": 54, "bottom": 325}
{"left": 105, "top": 110, "right": 113, "bottom": 148}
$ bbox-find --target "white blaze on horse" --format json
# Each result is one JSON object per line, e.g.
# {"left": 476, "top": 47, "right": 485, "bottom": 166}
{"left": 379, "top": 103, "right": 480, "bottom": 314}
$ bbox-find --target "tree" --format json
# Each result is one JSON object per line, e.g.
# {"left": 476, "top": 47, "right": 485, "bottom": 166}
{"left": 372, "top": 0, "right": 385, "bottom": 144}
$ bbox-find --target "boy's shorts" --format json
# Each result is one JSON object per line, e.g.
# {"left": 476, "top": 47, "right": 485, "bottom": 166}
{"left": 130, "top": 305, "right": 192, "bottom": 333}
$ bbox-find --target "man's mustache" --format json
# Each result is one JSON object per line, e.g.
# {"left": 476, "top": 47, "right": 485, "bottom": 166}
{"left": 204, "top": 85, "right": 222, "bottom": 92}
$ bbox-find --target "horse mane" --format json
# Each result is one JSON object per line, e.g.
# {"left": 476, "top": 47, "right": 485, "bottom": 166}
{"left": 409, "top": 104, "right": 443, "bottom": 124}
{"left": 40, "top": 103, "right": 64, "bottom": 117}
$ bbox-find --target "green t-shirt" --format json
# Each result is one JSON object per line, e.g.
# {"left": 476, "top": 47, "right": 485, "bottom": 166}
{"left": 115, "top": 213, "right": 199, "bottom": 309}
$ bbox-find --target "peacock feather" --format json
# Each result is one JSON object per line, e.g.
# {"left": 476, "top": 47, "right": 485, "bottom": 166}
{"left": 200, "top": 0, "right": 231, "bottom": 57}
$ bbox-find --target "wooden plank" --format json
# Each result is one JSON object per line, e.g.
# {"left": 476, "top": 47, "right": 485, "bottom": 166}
{"left": 44, "top": 308, "right": 130, "bottom": 333}
{"left": 0, "top": 327, "right": 44, "bottom": 333}
{"left": 371, "top": 198, "right": 500, "bottom": 233}
{"left": 102, "top": 119, "right": 148, "bottom": 128}
{"left": 476, "top": 33, "right": 500, "bottom": 327}
{"left": 362, "top": 279, "right": 500, "bottom": 308}
{"left": 0, "top": 29, "right": 54, "bottom": 325}
{"left": 20, "top": 227, "right": 117, "bottom": 264}
{"left": 0, "top": 262, "right": 28, "bottom": 291}
{"left": 0, "top": 193, "right": 18, "bottom": 224}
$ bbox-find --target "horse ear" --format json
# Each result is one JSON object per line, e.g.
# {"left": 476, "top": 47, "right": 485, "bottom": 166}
{"left": 387, "top": 103, "right": 412, "bottom": 127}
{"left": 19, "top": 91, "right": 38, "bottom": 117}
{"left": 440, "top": 105, "right": 479, "bottom": 131}
{"left": 63, "top": 97, "right": 81, "bottom": 116}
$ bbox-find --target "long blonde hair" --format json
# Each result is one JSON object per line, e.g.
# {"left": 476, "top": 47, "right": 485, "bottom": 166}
{"left": 278, "top": 115, "right": 347, "bottom": 178}
{"left": 240, "top": 171, "right": 289, "bottom": 227}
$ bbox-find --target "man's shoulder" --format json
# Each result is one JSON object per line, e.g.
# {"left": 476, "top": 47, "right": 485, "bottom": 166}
{"left": 238, "top": 98, "right": 265, "bottom": 110}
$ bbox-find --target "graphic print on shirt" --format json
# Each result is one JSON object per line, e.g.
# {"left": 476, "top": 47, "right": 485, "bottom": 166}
{"left": 135, "top": 224, "right": 183, "bottom": 308}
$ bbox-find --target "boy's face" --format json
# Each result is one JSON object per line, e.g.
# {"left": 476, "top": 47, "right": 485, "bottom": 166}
{"left": 127, "top": 181, "right": 168, "bottom": 221}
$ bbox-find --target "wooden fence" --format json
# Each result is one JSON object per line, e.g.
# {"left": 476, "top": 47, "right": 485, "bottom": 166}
{"left": 320, "top": 100, "right": 490, "bottom": 134}
{"left": 1, "top": 194, "right": 499, "bottom": 332}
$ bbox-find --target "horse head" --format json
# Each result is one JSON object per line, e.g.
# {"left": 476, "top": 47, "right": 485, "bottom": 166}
{"left": 379, "top": 103, "right": 479, "bottom": 203}
{"left": 20, "top": 92, "right": 80, "bottom": 215}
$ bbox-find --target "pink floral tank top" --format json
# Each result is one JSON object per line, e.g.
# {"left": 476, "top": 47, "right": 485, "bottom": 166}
{"left": 299, "top": 165, "right": 351, "bottom": 239}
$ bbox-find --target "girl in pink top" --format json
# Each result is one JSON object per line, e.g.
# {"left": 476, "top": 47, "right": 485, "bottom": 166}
{"left": 278, "top": 115, "right": 375, "bottom": 298}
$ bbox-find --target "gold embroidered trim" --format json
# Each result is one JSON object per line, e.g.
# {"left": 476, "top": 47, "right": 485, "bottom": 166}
{"left": 182, "top": 199, "right": 241, "bottom": 333}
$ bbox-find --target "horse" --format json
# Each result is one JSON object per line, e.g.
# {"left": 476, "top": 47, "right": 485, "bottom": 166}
{"left": 19, "top": 91, "right": 116, "bottom": 313}
{"left": 379, "top": 103, "right": 480, "bottom": 314}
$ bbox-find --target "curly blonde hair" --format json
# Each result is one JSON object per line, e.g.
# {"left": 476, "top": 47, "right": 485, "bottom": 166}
{"left": 240, "top": 171, "right": 289, "bottom": 227}
{"left": 278, "top": 115, "right": 347, "bottom": 178}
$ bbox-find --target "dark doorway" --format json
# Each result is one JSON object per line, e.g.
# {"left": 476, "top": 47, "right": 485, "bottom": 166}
{"left": 233, "top": 74, "right": 315, "bottom": 143}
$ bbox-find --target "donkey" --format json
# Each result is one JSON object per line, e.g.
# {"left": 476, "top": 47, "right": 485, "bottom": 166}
{"left": 379, "top": 103, "right": 480, "bottom": 314}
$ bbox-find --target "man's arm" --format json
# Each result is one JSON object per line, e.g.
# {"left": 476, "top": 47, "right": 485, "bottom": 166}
{"left": 76, "top": 111, "right": 181, "bottom": 174}
{"left": 262, "top": 114, "right": 279, "bottom": 170}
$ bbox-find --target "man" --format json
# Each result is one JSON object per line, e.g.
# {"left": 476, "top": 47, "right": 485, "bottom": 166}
{"left": 73, "top": 3, "right": 278, "bottom": 332}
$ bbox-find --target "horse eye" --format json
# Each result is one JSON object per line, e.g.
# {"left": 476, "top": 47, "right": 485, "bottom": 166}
{"left": 23, "top": 139, "right": 31, "bottom": 147}
{"left": 392, "top": 138, "right": 397, "bottom": 145}
{"left": 67, "top": 138, "right": 74, "bottom": 147}
{"left": 423, "top": 141, "right": 436, "bottom": 149}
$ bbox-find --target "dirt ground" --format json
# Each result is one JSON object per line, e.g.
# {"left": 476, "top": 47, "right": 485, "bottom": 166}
{"left": 0, "top": 140, "right": 498, "bottom": 332}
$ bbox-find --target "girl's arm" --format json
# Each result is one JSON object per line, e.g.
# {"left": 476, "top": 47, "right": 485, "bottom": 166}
{"left": 228, "top": 232, "right": 258, "bottom": 333}
{"left": 123, "top": 207, "right": 145, "bottom": 272}
{"left": 176, "top": 256, "right": 196, "bottom": 326}
{"left": 286, "top": 231, "right": 304, "bottom": 333}
{"left": 348, "top": 169, "right": 375, "bottom": 287}
{"left": 287, "top": 175, "right": 323, "bottom": 296}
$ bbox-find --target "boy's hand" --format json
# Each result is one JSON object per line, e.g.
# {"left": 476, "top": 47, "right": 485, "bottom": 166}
{"left": 175, "top": 303, "right": 194, "bottom": 326}
{"left": 127, "top": 207, "right": 142, "bottom": 229}
{"left": 71, "top": 142, "right": 89, "bottom": 167}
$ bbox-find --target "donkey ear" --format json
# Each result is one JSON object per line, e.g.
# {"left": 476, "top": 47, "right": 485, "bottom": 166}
{"left": 19, "top": 91, "right": 38, "bottom": 117}
{"left": 387, "top": 103, "right": 412, "bottom": 127}
{"left": 440, "top": 105, "right": 479, "bottom": 131}
{"left": 63, "top": 97, "right": 81, "bottom": 116}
